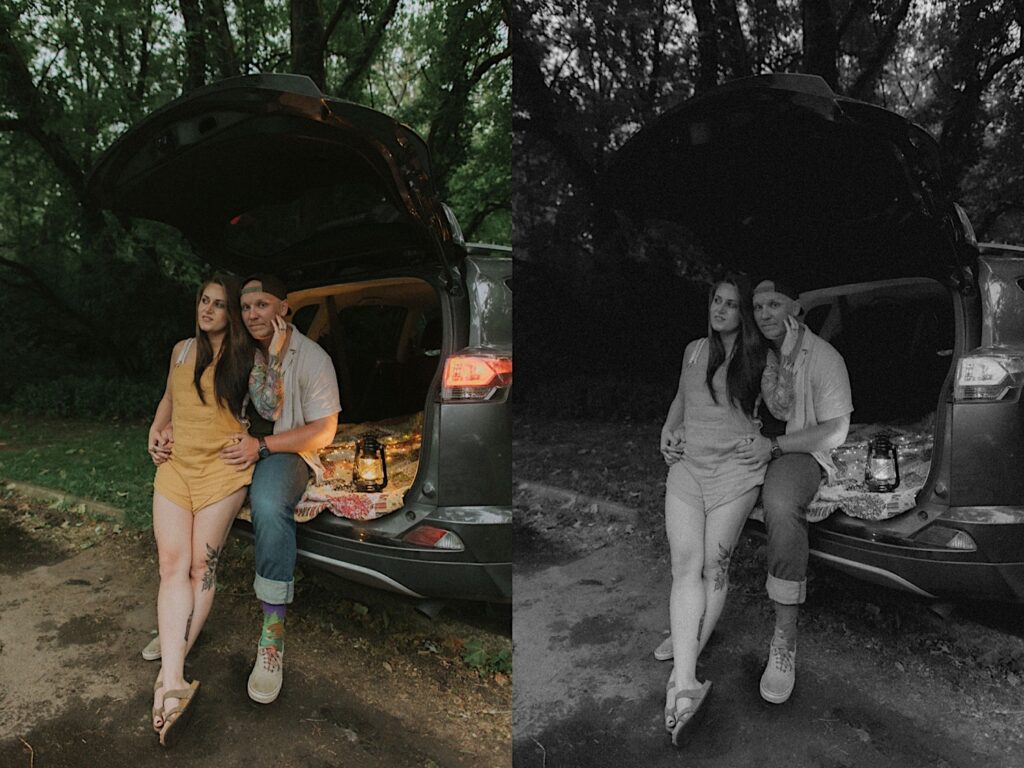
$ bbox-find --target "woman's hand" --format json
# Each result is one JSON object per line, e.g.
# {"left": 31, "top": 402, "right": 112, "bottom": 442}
{"left": 660, "top": 426, "right": 686, "bottom": 465}
{"left": 148, "top": 425, "right": 174, "bottom": 465}
{"left": 268, "top": 315, "right": 288, "bottom": 360}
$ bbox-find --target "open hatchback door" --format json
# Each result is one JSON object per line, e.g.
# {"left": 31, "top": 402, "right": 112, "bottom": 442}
{"left": 87, "top": 74, "right": 462, "bottom": 285}
{"left": 603, "top": 74, "right": 975, "bottom": 289}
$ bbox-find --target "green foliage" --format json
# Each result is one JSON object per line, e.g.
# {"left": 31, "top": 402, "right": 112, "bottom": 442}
{"left": 461, "top": 636, "right": 512, "bottom": 675}
{"left": 0, "top": 414, "right": 154, "bottom": 527}
{"left": 8, "top": 375, "right": 162, "bottom": 420}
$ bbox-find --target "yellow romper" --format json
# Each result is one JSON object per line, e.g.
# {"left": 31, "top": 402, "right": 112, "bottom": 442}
{"left": 153, "top": 338, "right": 254, "bottom": 512}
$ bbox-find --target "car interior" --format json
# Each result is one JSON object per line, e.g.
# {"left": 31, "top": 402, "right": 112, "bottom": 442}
{"left": 289, "top": 277, "right": 442, "bottom": 424}
{"left": 801, "top": 278, "right": 955, "bottom": 426}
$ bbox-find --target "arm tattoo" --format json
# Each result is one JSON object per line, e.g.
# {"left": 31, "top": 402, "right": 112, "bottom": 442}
{"left": 713, "top": 543, "right": 732, "bottom": 592}
{"left": 184, "top": 610, "right": 193, "bottom": 643}
{"left": 201, "top": 543, "right": 223, "bottom": 592}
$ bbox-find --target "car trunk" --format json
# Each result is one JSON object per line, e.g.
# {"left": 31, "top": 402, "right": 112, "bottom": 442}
{"left": 283, "top": 275, "right": 445, "bottom": 523}
{"left": 785, "top": 277, "right": 957, "bottom": 524}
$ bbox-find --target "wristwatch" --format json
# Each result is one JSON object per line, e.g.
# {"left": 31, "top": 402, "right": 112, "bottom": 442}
{"left": 257, "top": 438, "right": 271, "bottom": 461}
{"left": 769, "top": 438, "right": 783, "bottom": 460}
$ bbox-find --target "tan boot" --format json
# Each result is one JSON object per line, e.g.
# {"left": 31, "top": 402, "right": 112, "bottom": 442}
{"left": 142, "top": 634, "right": 162, "bottom": 661}
{"left": 247, "top": 644, "right": 284, "bottom": 704}
{"left": 759, "top": 634, "right": 796, "bottom": 704}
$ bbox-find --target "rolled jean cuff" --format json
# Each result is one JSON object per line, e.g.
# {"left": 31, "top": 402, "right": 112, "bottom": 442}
{"left": 254, "top": 573, "right": 294, "bottom": 604}
{"left": 766, "top": 573, "right": 805, "bottom": 605}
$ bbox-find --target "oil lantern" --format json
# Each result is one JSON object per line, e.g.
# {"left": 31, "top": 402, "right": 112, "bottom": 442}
{"left": 353, "top": 433, "right": 388, "bottom": 492}
{"left": 864, "top": 433, "right": 900, "bottom": 492}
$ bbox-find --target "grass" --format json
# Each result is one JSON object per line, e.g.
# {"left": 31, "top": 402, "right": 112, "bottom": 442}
{"left": 0, "top": 412, "right": 154, "bottom": 527}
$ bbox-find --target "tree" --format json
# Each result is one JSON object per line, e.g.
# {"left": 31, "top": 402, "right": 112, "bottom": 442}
{"left": 0, "top": 0, "right": 510, "bottom": 392}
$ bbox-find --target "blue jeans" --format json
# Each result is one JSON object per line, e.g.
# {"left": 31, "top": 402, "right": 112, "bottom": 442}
{"left": 762, "top": 453, "right": 823, "bottom": 605}
{"left": 250, "top": 453, "right": 309, "bottom": 604}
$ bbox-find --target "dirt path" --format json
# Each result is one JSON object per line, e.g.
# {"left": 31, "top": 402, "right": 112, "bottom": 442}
{"left": 514, "top": 493, "right": 1024, "bottom": 767}
{"left": 0, "top": 492, "right": 510, "bottom": 767}
{"left": 512, "top": 417, "right": 1024, "bottom": 767}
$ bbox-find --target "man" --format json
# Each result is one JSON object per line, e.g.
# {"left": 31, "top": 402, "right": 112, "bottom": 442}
{"left": 737, "top": 277, "right": 852, "bottom": 704}
{"left": 653, "top": 277, "right": 852, "bottom": 707}
{"left": 220, "top": 273, "right": 340, "bottom": 704}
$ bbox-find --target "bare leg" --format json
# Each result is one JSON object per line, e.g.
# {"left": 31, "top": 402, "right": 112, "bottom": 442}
{"left": 698, "top": 488, "right": 760, "bottom": 651}
{"left": 664, "top": 492, "right": 706, "bottom": 721}
{"left": 161, "top": 488, "right": 248, "bottom": 718}
{"left": 152, "top": 492, "right": 194, "bottom": 728}
{"left": 186, "top": 487, "right": 248, "bottom": 654}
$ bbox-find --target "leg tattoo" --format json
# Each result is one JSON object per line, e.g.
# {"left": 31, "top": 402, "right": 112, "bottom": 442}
{"left": 713, "top": 543, "right": 732, "bottom": 591}
{"left": 201, "top": 543, "right": 223, "bottom": 592}
{"left": 697, "top": 610, "right": 706, "bottom": 643}
{"left": 184, "top": 610, "right": 194, "bottom": 643}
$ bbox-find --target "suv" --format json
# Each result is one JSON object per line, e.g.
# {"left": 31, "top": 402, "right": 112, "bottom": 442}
{"left": 605, "top": 74, "right": 1024, "bottom": 603}
{"left": 87, "top": 74, "right": 511, "bottom": 604}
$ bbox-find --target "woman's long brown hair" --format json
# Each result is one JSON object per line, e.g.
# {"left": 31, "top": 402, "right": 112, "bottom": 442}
{"left": 193, "top": 273, "right": 254, "bottom": 418}
{"left": 705, "top": 273, "right": 767, "bottom": 416}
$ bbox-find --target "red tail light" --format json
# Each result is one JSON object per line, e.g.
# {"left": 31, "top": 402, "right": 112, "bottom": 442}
{"left": 442, "top": 354, "right": 512, "bottom": 401}
{"left": 402, "top": 525, "right": 465, "bottom": 550}
{"left": 954, "top": 350, "right": 1024, "bottom": 401}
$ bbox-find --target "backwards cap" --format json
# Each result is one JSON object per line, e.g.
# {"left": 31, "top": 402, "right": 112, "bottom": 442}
{"left": 241, "top": 273, "right": 288, "bottom": 300}
{"left": 753, "top": 278, "right": 800, "bottom": 300}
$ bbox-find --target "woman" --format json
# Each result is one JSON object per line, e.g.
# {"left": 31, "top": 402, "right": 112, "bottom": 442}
{"left": 659, "top": 273, "right": 771, "bottom": 745}
{"left": 147, "top": 274, "right": 285, "bottom": 746}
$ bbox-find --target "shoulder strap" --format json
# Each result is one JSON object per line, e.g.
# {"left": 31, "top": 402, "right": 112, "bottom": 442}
{"left": 687, "top": 337, "right": 708, "bottom": 366}
{"left": 176, "top": 337, "right": 195, "bottom": 366}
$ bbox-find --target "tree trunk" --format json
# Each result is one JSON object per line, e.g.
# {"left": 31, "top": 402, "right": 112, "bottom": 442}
{"left": 716, "top": 0, "right": 752, "bottom": 79}
{"left": 691, "top": 0, "right": 719, "bottom": 94}
{"left": 512, "top": 25, "right": 594, "bottom": 188}
{"left": 204, "top": 0, "right": 240, "bottom": 79}
{"left": 802, "top": 0, "right": 838, "bottom": 89}
{"left": 291, "top": 0, "right": 325, "bottom": 90}
{"left": 178, "top": 0, "right": 207, "bottom": 91}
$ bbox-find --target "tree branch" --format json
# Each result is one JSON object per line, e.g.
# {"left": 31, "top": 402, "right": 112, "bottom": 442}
{"left": 847, "top": 0, "right": 913, "bottom": 100}
{"left": 981, "top": 45, "right": 1024, "bottom": 88}
{"left": 462, "top": 200, "right": 510, "bottom": 240}
{"left": 337, "top": 0, "right": 400, "bottom": 98}
{"left": 322, "top": 0, "right": 355, "bottom": 49}
{"left": 974, "top": 200, "right": 1024, "bottom": 240}
{"left": 467, "top": 46, "right": 511, "bottom": 91}
{"left": 0, "top": 21, "right": 102, "bottom": 234}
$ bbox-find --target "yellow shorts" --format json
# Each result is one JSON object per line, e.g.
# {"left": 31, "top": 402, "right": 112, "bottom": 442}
{"left": 154, "top": 458, "right": 251, "bottom": 514}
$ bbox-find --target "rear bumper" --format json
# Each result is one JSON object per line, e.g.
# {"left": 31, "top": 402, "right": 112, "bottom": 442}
{"left": 232, "top": 508, "right": 511, "bottom": 604}
{"left": 745, "top": 517, "right": 1024, "bottom": 603}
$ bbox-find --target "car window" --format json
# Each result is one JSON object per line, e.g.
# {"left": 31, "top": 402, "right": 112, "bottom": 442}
{"left": 465, "top": 256, "right": 512, "bottom": 347}
{"left": 291, "top": 303, "right": 320, "bottom": 336}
